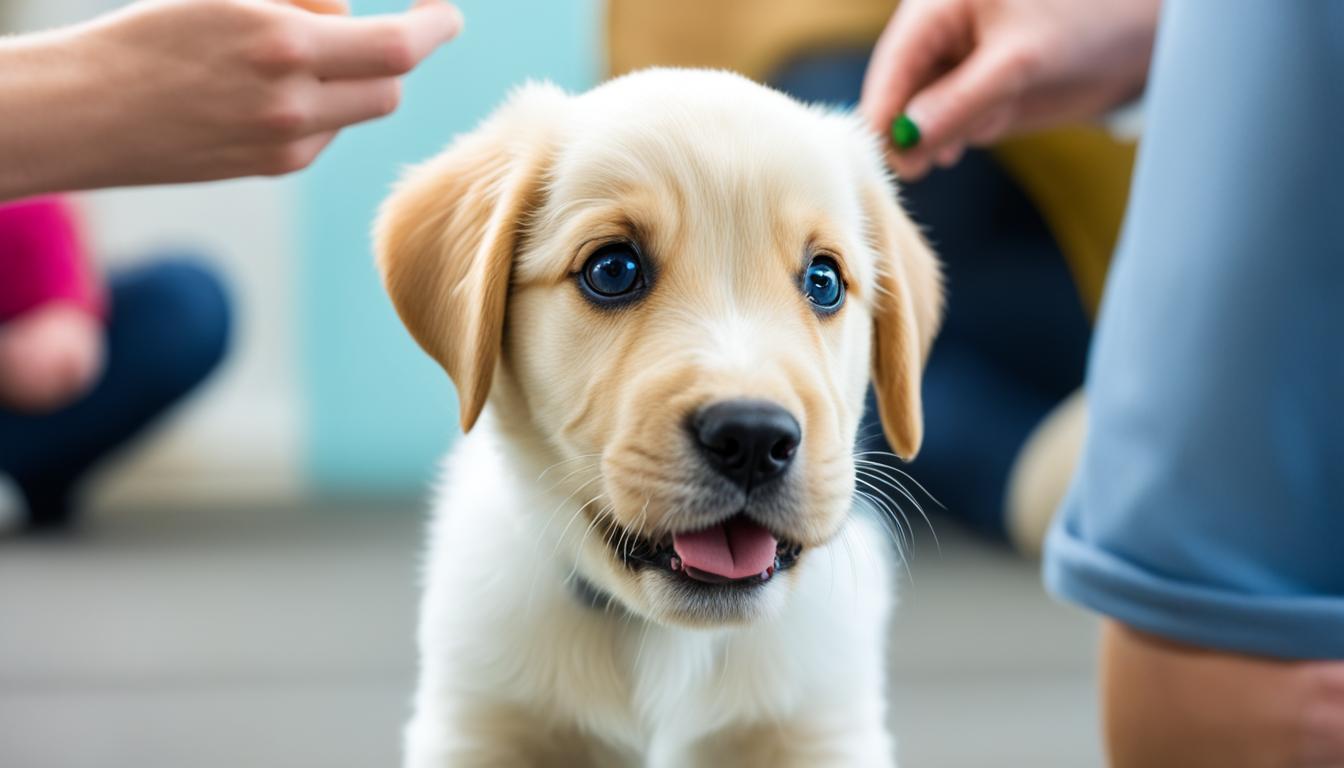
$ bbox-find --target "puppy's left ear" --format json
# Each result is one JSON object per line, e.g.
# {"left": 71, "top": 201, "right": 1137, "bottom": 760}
{"left": 375, "top": 83, "right": 565, "bottom": 432}
{"left": 864, "top": 183, "right": 944, "bottom": 461}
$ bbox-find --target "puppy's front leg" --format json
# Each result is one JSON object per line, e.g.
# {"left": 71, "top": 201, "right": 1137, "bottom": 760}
{"left": 682, "top": 718, "right": 896, "bottom": 768}
{"left": 404, "top": 701, "right": 632, "bottom": 768}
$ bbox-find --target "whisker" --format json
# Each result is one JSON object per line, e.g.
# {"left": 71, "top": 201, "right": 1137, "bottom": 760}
{"left": 848, "top": 518, "right": 896, "bottom": 591}
{"left": 531, "top": 470, "right": 603, "bottom": 556}
{"left": 836, "top": 524, "right": 861, "bottom": 602}
{"left": 536, "top": 452, "right": 604, "bottom": 483}
{"left": 551, "top": 491, "right": 609, "bottom": 561}
{"left": 856, "top": 462, "right": 941, "bottom": 553}
{"left": 613, "top": 505, "right": 639, "bottom": 562}
{"left": 854, "top": 475, "right": 912, "bottom": 551}
{"left": 542, "top": 461, "right": 604, "bottom": 494}
{"left": 854, "top": 489, "right": 907, "bottom": 553}
{"left": 852, "top": 422, "right": 888, "bottom": 445}
{"left": 854, "top": 492, "right": 914, "bottom": 585}
{"left": 852, "top": 452, "right": 945, "bottom": 509}
{"left": 565, "top": 500, "right": 612, "bottom": 586}
{"left": 526, "top": 468, "right": 602, "bottom": 612}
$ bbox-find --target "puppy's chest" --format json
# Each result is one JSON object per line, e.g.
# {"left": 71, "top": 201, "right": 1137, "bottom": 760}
{"left": 540, "top": 611, "right": 800, "bottom": 747}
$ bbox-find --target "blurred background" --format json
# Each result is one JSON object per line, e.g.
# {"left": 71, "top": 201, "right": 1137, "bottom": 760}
{"left": 0, "top": 0, "right": 1129, "bottom": 765}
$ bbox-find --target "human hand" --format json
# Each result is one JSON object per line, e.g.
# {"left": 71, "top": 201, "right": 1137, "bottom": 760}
{"left": 859, "top": 0, "right": 1160, "bottom": 179}
{"left": 0, "top": 304, "right": 105, "bottom": 413}
{"left": 41, "top": 0, "right": 461, "bottom": 188}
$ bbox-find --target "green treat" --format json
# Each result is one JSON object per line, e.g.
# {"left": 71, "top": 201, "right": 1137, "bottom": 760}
{"left": 890, "top": 113, "right": 921, "bottom": 151}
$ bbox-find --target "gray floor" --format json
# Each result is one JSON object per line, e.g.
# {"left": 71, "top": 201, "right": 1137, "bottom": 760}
{"left": 0, "top": 504, "right": 1102, "bottom": 767}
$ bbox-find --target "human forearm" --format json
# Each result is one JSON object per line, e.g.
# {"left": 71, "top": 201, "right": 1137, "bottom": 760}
{"left": 0, "top": 30, "right": 109, "bottom": 202}
{"left": 0, "top": 14, "right": 289, "bottom": 201}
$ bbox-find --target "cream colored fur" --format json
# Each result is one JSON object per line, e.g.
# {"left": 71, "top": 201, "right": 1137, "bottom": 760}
{"left": 376, "top": 68, "right": 942, "bottom": 767}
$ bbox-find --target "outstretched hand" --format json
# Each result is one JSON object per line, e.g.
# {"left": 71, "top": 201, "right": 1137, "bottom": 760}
{"left": 0, "top": 0, "right": 462, "bottom": 198}
{"left": 859, "top": 0, "right": 1159, "bottom": 179}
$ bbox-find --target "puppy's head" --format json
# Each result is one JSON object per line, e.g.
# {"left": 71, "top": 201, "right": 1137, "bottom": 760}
{"left": 377, "top": 69, "right": 941, "bottom": 627}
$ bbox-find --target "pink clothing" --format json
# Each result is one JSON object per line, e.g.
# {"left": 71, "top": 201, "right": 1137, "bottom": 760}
{"left": 0, "top": 197, "right": 103, "bottom": 323}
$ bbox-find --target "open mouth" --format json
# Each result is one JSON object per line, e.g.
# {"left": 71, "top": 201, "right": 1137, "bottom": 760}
{"left": 608, "top": 513, "right": 804, "bottom": 586}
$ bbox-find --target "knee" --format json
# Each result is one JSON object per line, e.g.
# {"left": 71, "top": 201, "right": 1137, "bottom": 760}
{"left": 0, "top": 305, "right": 104, "bottom": 413}
{"left": 121, "top": 258, "right": 232, "bottom": 394}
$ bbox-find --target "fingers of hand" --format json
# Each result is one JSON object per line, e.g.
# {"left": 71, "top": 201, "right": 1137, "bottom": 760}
{"left": 889, "top": 45, "right": 1030, "bottom": 176}
{"left": 253, "top": 76, "right": 400, "bottom": 143}
{"left": 889, "top": 150, "right": 933, "bottom": 182}
{"left": 934, "top": 143, "right": 964, "bottom": 169}
{"left": 307, "top": 1, "right": 463, "bottom": 79}
{"left": 310, "top": 78, "right": 402, "bottom": 131}
{"left": 239, "top": 0, "right": 457, "bottom": 154}
{"left": 907, "top": 44, "right": 1031, "bottom": 149}
{"left": 259, "top": 130, "right": 339, "bottom": 176}
{"left": 859, "top": 0, "right": 971, "bottom": 138}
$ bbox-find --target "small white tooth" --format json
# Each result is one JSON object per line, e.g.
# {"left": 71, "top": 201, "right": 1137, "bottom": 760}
{"left": 759, "top": 570, "right": 770, "bottom": 580}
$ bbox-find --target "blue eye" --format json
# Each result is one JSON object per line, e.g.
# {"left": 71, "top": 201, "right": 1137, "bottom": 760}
{"left": 580, "top": 244, "right": 645, "bottom": 302}
{"left": 803, "top": 257, "right": 844, "bottom": 311}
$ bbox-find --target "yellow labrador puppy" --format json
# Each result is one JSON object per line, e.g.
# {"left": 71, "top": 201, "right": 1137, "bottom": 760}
{"left": 377, "top": 68, "right": 941, "bottom": 767}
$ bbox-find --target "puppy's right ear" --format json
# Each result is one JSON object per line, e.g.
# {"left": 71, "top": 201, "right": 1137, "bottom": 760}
{"left": 375, "top": 83, "right": 566, "bottom": 432}
{"left": 864, "top": 182, "right": 944, "bottom": 462}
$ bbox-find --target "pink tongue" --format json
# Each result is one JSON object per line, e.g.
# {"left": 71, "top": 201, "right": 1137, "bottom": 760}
{"left": 673, "top": 517, "right": 778, "bottom": 580}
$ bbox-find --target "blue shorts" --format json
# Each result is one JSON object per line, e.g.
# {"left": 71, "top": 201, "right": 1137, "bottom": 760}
{"left": 1044, "top": 1, "right": 1344, "bottom": 660}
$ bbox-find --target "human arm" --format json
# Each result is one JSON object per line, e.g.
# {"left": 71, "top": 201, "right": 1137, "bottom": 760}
{"left": 0, "top": 0, "right": 461, "bottom": 201}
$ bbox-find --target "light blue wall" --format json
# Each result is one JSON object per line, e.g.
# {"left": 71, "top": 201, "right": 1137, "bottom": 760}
{"left": 300, "top": 0, "right": 600, "bottom": 492}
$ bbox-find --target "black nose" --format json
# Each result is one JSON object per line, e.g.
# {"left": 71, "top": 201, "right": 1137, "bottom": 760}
{"left": 693, "top": 399, "right": 801, "bottom": 491}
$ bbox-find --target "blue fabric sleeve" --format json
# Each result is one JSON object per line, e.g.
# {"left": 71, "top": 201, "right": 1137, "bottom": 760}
{"left": 1044, "top": 0, "right": 1344, "bottom": 659}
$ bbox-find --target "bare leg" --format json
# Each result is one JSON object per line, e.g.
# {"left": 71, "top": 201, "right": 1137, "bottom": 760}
{"left": 1102, "top": 621, "right": 1344, "bottom": 768}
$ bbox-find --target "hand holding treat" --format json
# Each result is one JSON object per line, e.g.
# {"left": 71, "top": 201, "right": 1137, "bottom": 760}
{"left": 859, "top": 0, "right": 1159, "bottom": 179}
